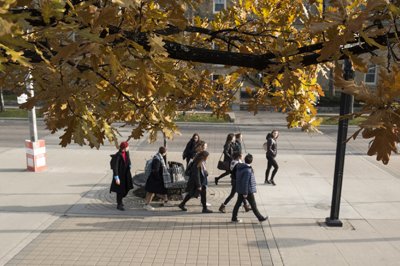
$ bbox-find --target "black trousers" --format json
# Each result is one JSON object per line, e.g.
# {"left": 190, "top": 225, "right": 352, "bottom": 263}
{"left": 117, "top": 193, "right": 123, "bottom": 205}
{"left": 232, "top": 193, "right": 264, "bottom": 221}
{"left": 181, "top": 185, "right": 207, "bottom": 209}
{"left": 223, "top": 182, "right": 248, "bottom": 206}
{"left": 265, "top": 156, "right": 279, "bottom": 181}
{"left": 216, "top": 170, "right": 230, "bottom": 181}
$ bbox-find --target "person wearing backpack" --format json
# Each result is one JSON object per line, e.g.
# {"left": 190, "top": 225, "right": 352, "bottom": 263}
{"left": 182, "top": 133, "right": 200, "bottom": 166}
{"left": 178, "top": 151, "right": 213, "bottom": 213}
{"left": 110, "top": 141, "right": 134, "bottom": 211}
{"left": 218, "top": 151, "right": 251, "bottom": 213}
{"left": 143, "top": 146, "right": 172, "bottom": 211}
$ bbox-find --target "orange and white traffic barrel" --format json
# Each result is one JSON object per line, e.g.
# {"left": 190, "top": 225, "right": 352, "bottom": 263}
{"left": 25, "top": 140, "right": 47, "bottom": 172}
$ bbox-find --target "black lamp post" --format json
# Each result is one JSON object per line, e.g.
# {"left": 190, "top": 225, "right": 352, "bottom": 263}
{"left": 325, "top": 58, "right": 354, "bottom": 227}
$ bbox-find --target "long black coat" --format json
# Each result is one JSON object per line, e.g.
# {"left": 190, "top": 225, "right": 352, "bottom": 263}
{"left": 110, "top": 151, "right": 133, "bottom": 197}
{"left": 183, "top": 139, "right": 196, "bottom": 160}
{"left": 223, "top": 142, "right": 234, "bottom": 163}
{"left": 185, "top": 164, "right": 206, "bottom": 193}
{"left": 145, "top": 157, "right": 167, "bottom": 194}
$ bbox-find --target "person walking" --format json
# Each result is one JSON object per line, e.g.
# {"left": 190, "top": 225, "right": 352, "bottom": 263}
{"left": 218, "top": 151, "right": 251, "bottom": 213}
{"left": 215, "top": 133, "right": 235, "bottom": 185}
{"left": 189, "top": 140, "right": 212, "bottom": 207}
{"left": 233, "top": 133, "right": 243, "bottom": 154}
{"left": 110, "top": 141, "right": 134, "bottom": 211}
{"left": 178, "top": 151, "right": 213, "bottom": 213}
{"left": 265, "top": 130, "right": 279, "bottom": 185}
{"left": 183, "top": 133, "right": 200, "bottom": 166}
{"left": 231, "top": 154, "right": 268, "bottom": 223}
{"left": 143, "top": 146, "right": 172, "bottom": 210}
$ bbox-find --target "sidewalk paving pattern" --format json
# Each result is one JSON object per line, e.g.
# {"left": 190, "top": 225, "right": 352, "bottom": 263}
{"left": 6, "top": 215, "right": 271, "bottom": 266}
{"left": 1, "top": 111, "right": 400, "bottom": 265}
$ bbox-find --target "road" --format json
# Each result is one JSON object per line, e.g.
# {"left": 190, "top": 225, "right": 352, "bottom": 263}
{"left": 1, "top": 112, "right": 398, "bottom": 178}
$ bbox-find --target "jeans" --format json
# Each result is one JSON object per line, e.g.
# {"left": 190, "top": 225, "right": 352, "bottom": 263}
{"left": 232, "top": 193, "right": 264, "bottom": 221}
{"left": 265, "top": 156, "right": 279, "bottom": 181}
{"left": 223, "top": 182, "right": 248, "bottom": 206}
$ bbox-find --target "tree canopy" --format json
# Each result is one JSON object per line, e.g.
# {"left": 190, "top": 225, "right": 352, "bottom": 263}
{"left": 0, "top": 0, "right": 399, "bottom": 164}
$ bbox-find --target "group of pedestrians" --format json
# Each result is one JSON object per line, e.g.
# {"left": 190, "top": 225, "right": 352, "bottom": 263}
{"left": 109, "top": 129, "right": 279, "bottom": 223}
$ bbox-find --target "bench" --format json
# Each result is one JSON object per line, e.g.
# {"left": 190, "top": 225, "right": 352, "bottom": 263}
{"left": 132, "top": 161, "right": 189, "bottom": 195}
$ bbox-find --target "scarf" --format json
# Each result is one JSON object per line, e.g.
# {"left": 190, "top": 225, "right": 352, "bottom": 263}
{"left": 121, "top": 151, "right": 127, "bottom": 163}
{"left": 155, "top": 153, "right": 172, "bottom": 187}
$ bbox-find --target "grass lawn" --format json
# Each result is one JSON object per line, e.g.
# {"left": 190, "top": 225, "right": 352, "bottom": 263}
{"left": 319, "top": 115, "right": 367, "bottom": 125}
{"left": 3, "top": 94, "right": 17, "bottom": 102}
{"left": 0, "top": 108, "right": 43, "bottom": 118}
{"left": 176, "top": 112, "right": 230, "bottom": 123}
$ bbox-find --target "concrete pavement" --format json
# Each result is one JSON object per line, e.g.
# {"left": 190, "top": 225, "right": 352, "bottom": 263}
{"left": 1, "top": 111, "right": 400, "bottom": 265}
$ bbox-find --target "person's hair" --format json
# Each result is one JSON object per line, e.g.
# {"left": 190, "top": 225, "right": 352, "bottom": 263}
{"left": 235, "top": 133, "right": 242, "bottom": 140}
{"left": 193, "top": 150, "right": 209, "bottom": 167}
{"left": 194, "top": 140, "right": 206, "bottom": 153}
{"left": 192, "top": 133, "right": 200, "bottom": 141}
{"left": 244, "top": 154, "right": 253, "bottom": 164}
{"left": 266, "top": 133, "right": 272, "bottom": 139}
{"left": 158, "top": 146, "right": 167, "bottom": 154}
{"left": 119, "top": 141, "right": 129, "bottom": 150}
{"left": 225, "top": 133, "right": 235, "bottom": 143}
{"left": 232, "top": 151, "right": 242, "bottom": 160}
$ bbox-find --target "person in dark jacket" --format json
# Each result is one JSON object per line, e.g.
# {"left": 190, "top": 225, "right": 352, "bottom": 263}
{"left": 110, "top": 141, "right": 134, "bottom": 211}
{"left": 143, "top": 146, "right": 172, "bottom": 211}
{"left": 265, "top": 130, "right": 279, "bottom": 185}
{"left": 178, "top": 151, "right": 213, "bottom": 213}
{"left": 218, "top": 151, "right": 251, "bottom": 213}
{"left": 215, "top": 133, "right": 235, "bottom": 185}
{"left": 233, "top": 133, "right": 243, "bottom": 154}
{"left": 231, "top": 154, "right": 268, "bottom": 223}
{"left": 183, "top": 133, "right": 200, "bottom": 166}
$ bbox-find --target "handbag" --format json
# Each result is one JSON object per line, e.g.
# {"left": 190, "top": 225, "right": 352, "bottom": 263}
{"left": 217, "top": 153, "right": 229, "bottom": 171}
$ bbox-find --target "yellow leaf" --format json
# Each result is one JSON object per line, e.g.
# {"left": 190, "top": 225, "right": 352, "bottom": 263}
{"left": 360, "top": 31, "right": 386, "bottom": 50}
{"left": 388, "top": 3, "right": 400, "bottom": 15}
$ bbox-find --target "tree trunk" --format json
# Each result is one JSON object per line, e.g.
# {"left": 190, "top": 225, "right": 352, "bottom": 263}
{"left": 0, "top": 89, "right": 5, "bottom": 112}
{"left": 328, "top": 68, "right": 335, "bottom": 97}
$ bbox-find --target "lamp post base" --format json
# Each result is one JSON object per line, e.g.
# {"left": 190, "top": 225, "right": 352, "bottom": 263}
{"left": 325, "top": 217, "right": 343, "bottom": 227}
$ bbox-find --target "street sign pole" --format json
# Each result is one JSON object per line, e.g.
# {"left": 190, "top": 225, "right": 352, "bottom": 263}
{"left": 325, "top": 59, "right": 354, "bottom": 227}
{"left": 26, "top": 73, "right": 38, "bottom": 142}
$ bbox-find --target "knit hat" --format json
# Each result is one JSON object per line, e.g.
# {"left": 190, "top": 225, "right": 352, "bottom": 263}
{"left": 120, "top": 141, "right": 129, "bottom": 150}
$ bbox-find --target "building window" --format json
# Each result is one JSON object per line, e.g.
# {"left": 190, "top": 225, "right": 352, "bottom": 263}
{"left": 365, "top": 65, "right": 377, "bottom": 84}
{"left": 213, "top": 0, "right": 226, "bottom": 13}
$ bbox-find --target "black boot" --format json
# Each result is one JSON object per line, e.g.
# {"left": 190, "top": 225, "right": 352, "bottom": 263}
{"left": 202, "top": 208, "right": 213, "bottom": 213}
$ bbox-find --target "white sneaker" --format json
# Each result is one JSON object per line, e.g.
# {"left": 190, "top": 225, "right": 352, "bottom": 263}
{"left": 143, "top": 204, "right": 155, "bottom": 211}
{"left": 231, "top": 219, "right": 242, "bottom": 223}
{"left": 206, "top": 202, "right": 212, "bottom": 207}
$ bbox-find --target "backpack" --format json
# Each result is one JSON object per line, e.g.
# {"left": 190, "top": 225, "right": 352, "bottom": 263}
{"left": 144, "top": 156, "right": 156, "bottom": 179}
{"left": 110, "top": 153, "right": 118, "bottom": 170}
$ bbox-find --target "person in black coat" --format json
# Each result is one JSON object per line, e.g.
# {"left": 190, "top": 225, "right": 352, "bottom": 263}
{"left": 143, "top": 146, "right": 171, "bottom": 210}
{"left": 110, "top": 141, "right": 134, "bottom": 211}
{"left": 215, "top": 133, "right": 235, "bottom": 185}
{"left": 265, "top": 130, "right": 279, "bottom": 185}
{"left": 233, "top": 133, "right": 243, "bottom": 154}
{"left": 178, "top": 150, "right": 213, "bottom": 213}
{"left": 182, "top": 133, "right": 200, "bottom": 166}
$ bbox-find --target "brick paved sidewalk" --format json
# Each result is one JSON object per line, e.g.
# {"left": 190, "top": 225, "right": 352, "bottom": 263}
{"left": 6, "top": 216, "right": 272, "bottom": 266}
